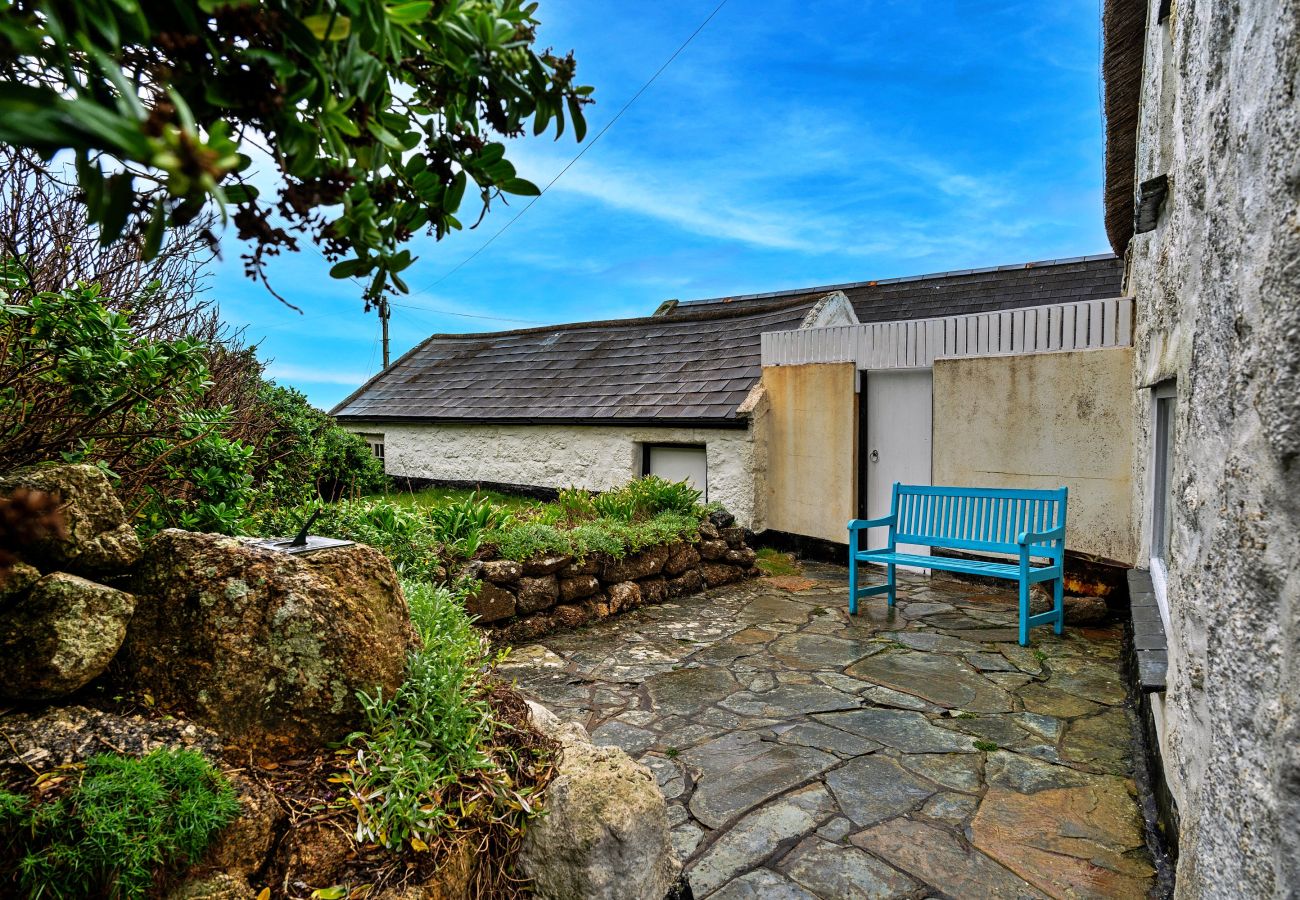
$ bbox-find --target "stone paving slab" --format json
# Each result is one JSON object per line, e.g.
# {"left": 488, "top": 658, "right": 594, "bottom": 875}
{"left": 500, "top": 562, "right": 1155, "bottom": 899}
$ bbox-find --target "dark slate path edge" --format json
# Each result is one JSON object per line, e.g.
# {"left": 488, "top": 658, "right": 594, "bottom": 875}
{"left": 1122, "top": 568, "right": 1178, "bottom": 898}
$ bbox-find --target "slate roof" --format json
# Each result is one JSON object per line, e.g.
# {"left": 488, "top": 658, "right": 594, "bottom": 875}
{"left": 332, "top": 254, "right": 1122, "bottom": 425}
{"left": 332, "top": 297, "right": 815, "bottom": 425}
{"left": 669, "top": 253, "right": 1123, "bottom": 322}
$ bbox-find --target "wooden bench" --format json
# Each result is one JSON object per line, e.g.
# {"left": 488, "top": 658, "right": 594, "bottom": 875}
{"left": 848, "top": 483, "right": 1068, "bottom": 646}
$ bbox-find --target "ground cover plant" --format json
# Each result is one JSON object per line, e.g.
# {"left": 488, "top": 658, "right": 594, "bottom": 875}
{"left": 255, "top": 476, "right": 711, "bottom": 582}
{"left": 755, "top": 547, "right": 802, "bottom": 577}
{"left": 345, "top": 582, "right": 553, "bottom": 864}
{"left": 239, "top": 578, "right": 556, "bottom": 897}
{"left": 374, "top": 485, "right": 543, "bottom": 513}
{"left": 0, "top": 748, "right": 240, "bottom": 899}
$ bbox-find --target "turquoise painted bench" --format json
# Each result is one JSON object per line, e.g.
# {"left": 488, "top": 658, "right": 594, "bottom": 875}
{"left": 848, "top": 483, "right": 1068, "bottom": 646}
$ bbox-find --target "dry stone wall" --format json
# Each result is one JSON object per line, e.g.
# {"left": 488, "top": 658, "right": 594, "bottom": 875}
{"left": 464, "top": 521, "right": 759, "bottom": 643}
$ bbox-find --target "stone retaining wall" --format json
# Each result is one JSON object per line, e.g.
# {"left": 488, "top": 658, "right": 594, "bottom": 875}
{"left": 463, "top": 521, "right": 759, "bottom": 643}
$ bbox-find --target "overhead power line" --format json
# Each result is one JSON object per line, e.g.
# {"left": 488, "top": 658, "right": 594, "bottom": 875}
{"left": 413, "top": 0, "right": 733, "bottom": 292}
{"left": 389, "top": 301, "right": 542, "bottom": 325}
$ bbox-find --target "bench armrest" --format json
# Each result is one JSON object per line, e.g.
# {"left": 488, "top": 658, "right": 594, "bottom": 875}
{"left": 849, "top": 515, "right": 895, "bottom": 532}
{"left": 1017, "top": 525, "right": 1065, "bottom": 545}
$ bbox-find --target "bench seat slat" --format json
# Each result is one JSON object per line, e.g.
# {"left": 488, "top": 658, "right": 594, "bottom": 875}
{"left": 856, "top": 550, "right": 1059, "bottom": 583}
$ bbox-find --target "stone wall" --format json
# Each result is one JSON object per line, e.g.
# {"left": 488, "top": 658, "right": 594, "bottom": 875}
{"left": 343, "top": 421, "right": 761, "bottom": 529}
{"left": 1125, "top": 1, "right": 1300, "bottom": 895}
{"left": 461, "top": 520, "right": 758, "bottom": 643}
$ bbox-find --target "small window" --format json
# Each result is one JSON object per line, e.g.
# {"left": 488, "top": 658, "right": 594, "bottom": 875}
{"left": 359, "top": 432, "right": 385, "bottom": 462}
{"left": 642, "top": 444, "right": 708, "bottom": 501}
{"left": 1151, "top": 383, "right": 1176, "bottom": 565}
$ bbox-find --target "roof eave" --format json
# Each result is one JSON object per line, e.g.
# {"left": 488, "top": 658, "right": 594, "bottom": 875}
{"left": 332, "top": 413, "right": 752, "bottom": 430}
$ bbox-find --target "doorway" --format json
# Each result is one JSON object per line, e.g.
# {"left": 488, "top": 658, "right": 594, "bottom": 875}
{"left": 858, "top": 370, "right": 933, "bottom": 564}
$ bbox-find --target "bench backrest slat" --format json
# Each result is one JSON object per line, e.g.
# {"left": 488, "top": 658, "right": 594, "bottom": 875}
{"left": 889, "top": 483, "right": 1067, "bottom": 559}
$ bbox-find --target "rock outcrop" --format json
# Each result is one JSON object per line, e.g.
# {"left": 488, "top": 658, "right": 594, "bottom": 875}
{"left": 122, "top": 530, "right": 419, "bottom": 754}
{"left": 0, "top": 464, "right": 141, "bottom": 575}
{"left": 0, "top": 572, "right": 135, "bottom": 700}
{"left": 519, "top": 701, "right": 679, "bottom": 900}
{"left": 0, "top": 704, "right": 227, "bottom": 776}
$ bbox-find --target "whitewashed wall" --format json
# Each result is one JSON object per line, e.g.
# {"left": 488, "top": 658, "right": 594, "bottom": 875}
{"left": 1125, "top": 1, "right": 1300, "bottom": 895}
{"left": 344, "top": 421, "right": 759, "bottom": 528}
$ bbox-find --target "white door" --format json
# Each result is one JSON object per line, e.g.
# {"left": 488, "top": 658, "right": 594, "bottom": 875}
{"left": 646, "top": 445, "right": 708, "bottom": 501}
{"left": 864, "top": 370, "right": 933, "bottom": 566}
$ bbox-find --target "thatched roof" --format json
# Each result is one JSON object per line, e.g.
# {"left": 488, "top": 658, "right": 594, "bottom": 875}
{"left": 1102, "top": 0, "right": 1149, "bottom": 255}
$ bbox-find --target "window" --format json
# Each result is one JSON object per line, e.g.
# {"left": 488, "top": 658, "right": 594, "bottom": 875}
{"left": 1149, "top": 382, "right": 1176, "bottom": 624}
{"left": 359, "top": 432, "right": 385, "bottom": 462}
{"left": 1151, "top": 383, "right": 1175, "bottom": 564}
{"left": 642, "top": 444, "right": 708, "bottom": 501}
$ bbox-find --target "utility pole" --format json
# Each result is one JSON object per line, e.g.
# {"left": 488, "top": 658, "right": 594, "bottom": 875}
{"left": 380, "top": 298, "right": 390, "bottom": 369}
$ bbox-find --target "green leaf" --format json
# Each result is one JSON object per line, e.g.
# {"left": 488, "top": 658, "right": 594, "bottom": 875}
{"left": 311, "top": 888, "right": 348, "bottom": 900}
{"left": 303, "top": 13, "right": 351, "bottom": 40}
{"left": 500, "top": 177, "right": 540, "bottom": 197}
{"left": 477, "top": 143, "right": 506, "bottom": 166}
{"left": 142, "top": 199, "right": 166, "bottom": 260}
{"left": 98, "top": 173, "right": 136, "bottom": 245}
{"left": 387, "top": 2, "right": 434, "bottom": 24}
{"left": 568, "top": 96, "right": 588, "bottom": 142}
{"left": 330, "top": 258, "right": 368, "bottom": 278}
{"left": 366, "top": 121, "right": 404, "bottom": 151}
{"left": 222, "top": 184, "right": 259, "bottom": 204}
{"left": 445, "top": 171, "right": 468, "bottom": 211}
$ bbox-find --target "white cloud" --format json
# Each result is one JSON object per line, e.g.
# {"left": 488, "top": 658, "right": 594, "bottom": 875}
{"left": 499, "top": 121, "right": 1021, "bottom": 265}
{"left": 263, "top": 362, "right": 374, "bottom": 386}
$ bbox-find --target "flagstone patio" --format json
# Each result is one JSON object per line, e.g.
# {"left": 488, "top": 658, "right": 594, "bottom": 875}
{"left": 500, "top": 562, "right": 1156, "bottom": 899}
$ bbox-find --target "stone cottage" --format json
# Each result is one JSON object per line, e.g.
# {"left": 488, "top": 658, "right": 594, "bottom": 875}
{"left": 333, "top": 255, "right": 1123, "bottom": 538}
{"left": 1100, "top": 0, "right": 1300, "bottom": 895}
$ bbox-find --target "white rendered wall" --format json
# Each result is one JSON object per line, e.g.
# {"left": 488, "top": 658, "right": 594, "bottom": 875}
{"left": 344, "top": 422, "right": 759, "bottom": 528}
{"left": 1124, "top": 1, "right": 1300, "bottom": 894}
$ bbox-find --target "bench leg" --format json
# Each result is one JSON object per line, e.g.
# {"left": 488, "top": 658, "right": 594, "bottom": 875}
{"left": 848, "top": 555, "right": 859, "bottom": 616}
{"left": 887, "top": 563, "right": 897, "bottom": 607}
{"left": 1053, "top": 576, "right": 1065, "bottom": 635}
{"left": 1018, "top": 578, "right": 1030, "bottom": 646}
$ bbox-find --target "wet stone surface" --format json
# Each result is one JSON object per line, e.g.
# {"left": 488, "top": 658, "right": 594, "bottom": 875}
{"left": 501, "top": 563, "right": 1154, "bottom": 899}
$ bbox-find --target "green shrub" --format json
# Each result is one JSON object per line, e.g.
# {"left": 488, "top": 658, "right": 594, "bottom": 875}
{"left": 589, "top": 476, "right": 703, "bottom": 522}
{"left": 254, "top": 497, "right": 446, "bottom": 583}
{"left": 554, "top": 485, "right": 598, "bottom": 522}
{"left": 0, "top": 267, "right": 389, "bottom": 537}
{"left": 483, "top": 510, "right": 700, "bottom": 562}
{"left": 426, "top": 494, "right": 514, "bottom": 556}
{"left": 313, "top": 424, "right": 389, "bottom": 502}
{"left": 0, "top": 748, "right": 240, "bottom": 899}
{"left": 345, "top": 580, "right": 540, "bottom": 851}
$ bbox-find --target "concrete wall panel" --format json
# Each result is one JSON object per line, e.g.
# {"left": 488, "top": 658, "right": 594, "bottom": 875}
{"left": 761, "top": 363, "right": 857, "bottom": 544}
{"left": 932, "top": 348, "right": 1137, "bottom": 566}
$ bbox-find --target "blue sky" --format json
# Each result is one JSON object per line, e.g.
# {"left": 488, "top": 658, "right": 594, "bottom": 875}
{"left": 214, "top": 0, "right": 1110, "bottom": 409}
